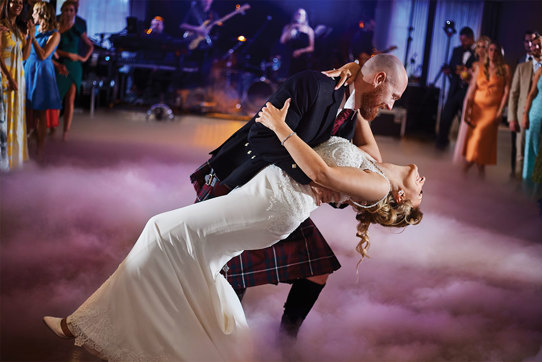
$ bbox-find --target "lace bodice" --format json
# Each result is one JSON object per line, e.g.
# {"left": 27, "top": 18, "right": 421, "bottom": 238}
{"left": 259, "top": 136, "right": 389, "bottom": 236}
{"left": 313, "top": 136, "right": 383, "bottom": 174}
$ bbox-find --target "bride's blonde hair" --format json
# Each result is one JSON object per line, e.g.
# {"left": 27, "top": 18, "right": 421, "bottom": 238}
{"left": 352, "top": 193, "right": 423, "bottom": 260}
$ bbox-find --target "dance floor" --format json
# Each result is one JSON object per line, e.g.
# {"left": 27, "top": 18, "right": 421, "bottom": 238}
{"left": 1, "top": 110, "right": 541, "bottom": 361}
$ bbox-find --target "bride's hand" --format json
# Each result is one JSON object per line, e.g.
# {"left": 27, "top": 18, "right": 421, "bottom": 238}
{"left": 255, "top": 98, "right": 291, "bottom": 133}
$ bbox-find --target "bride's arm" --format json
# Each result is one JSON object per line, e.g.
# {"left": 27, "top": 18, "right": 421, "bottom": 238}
{"left": 257, "top": 99, "right": 389, "bottom": 202}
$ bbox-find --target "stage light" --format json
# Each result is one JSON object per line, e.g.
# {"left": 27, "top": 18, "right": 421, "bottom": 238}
{"left": 236, "top": 4, "right": 240, "bottom": 9}
{"left": 105, "top": 56, "right": 110, "bottom": 61}
{"left": 358, "top": 21, "right": 365, "bottom": 29}
{"left": 237, "top": 35, "right": 246, "bottom": 42}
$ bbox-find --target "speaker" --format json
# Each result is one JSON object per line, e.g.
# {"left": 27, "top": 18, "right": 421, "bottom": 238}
{"left": 396, "top": 85, "right": 440, "bottom": 138}
{"left": 371, "top": 108, "right": 407, "bottom": 138}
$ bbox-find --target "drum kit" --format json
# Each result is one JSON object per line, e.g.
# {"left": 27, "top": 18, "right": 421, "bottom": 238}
{"left": 83, "top": 24, "right": 283, "bottom": 118}
{"left": 206, "top": 54, "right": 282, "bottom": 115}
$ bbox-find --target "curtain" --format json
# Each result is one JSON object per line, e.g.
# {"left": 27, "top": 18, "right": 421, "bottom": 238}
{"left": 376, "top": 0, "right": 429, "bottom": 79}
{"left": 428, "top": 1, "right": 484, "bottom": 100}
{"left": 376, "top": 0, "right": 483, "bottom": 107}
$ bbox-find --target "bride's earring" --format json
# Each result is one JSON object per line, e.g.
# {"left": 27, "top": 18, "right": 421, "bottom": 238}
{"left": 395, "top": 189, "right": 405, "bottom": 204}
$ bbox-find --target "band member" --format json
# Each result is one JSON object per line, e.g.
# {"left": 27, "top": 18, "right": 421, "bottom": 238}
{"left": 179, "top": 0, "right": 218, "bottom": 49}
{"left": 145, "top": 16, "right": 168, "bottom": 39}
{"left": 279, "top": 8, "right": 315, "bottom": 77}
{"left": 350, "top": 18, "right": 376, "bottom": 65}
{"left": 130, "top": 16, "right": 174, "bottom": 102}
{"left": 349, "top": 19, "right": 397, "bottom": 67}
{"left": 178, "top": 0, "right": 219, "bottom": 88}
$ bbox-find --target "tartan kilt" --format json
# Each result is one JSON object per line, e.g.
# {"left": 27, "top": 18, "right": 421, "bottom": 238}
{"left": 190, "top": 162, "right": 341, "bottom": 290}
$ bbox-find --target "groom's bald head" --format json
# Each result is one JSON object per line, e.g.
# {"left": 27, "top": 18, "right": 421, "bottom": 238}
{"left": 354, "top": 54, "right": 408, "bottom": 120}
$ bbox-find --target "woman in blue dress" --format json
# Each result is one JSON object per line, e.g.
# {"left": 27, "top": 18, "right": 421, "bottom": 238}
{"left": 24, "top": 1, "right": 60, "bottom": 157}
{"left": 522, "top": 65, "right": 542, "bottom": 182}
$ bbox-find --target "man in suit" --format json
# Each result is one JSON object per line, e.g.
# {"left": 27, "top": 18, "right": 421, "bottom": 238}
{"left": 508, "top": 34, "right": 542, "bottom": 178}
{"left": 436, "top": 27, "right": 475, "bottom": 149}
{"left": 190, "top": 55, "right": 408, "bottom": 339}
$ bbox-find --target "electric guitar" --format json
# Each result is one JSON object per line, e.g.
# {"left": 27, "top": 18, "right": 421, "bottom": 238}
{"left": 183, "top": 4, "right": 250, "bottom": 50}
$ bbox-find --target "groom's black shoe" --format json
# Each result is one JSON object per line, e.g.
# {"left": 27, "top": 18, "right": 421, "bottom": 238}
{"left": 279, "top": 278, "right": 325, "bottom": 338}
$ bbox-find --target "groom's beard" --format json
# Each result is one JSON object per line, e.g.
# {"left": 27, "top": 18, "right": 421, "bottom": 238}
{"left": 359, "top": 87, "right": 384, "bottom": 121}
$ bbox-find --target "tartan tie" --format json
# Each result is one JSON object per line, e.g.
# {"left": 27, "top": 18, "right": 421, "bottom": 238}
{"left": 332, "top": 108, "right": 354, "bottom": 135}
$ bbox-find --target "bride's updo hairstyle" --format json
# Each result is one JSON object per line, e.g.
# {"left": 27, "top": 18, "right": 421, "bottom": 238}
{"left": 352, "top": 193, "right": 423, "bottom": 260}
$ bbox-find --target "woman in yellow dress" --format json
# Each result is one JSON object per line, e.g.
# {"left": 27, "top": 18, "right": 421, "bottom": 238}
{"left": 0, "top": 0, "right": 31, "bottom": 170}
{"left": 462, "top": 41, "right": 511, "bottom": 177}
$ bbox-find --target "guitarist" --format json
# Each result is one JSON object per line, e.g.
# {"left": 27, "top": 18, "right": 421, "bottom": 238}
{"left": 349, "top": 18, "right": 397, "bottom": 66}
{"left": 179, "top": 0, "right": 218, "bottom": 50}
{"left": 179, "top": 0, "right": 219, "bottom": 87}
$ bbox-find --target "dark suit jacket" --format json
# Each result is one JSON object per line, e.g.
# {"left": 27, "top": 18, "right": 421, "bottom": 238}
{"left": 208, "top": 70, "right": 357, "bottom": 188}
{"left": 448, "top": 45, "right": 475, "bottom": 97}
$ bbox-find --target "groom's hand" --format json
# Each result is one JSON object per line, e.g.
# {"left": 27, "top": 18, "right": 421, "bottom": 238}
{"left": 309, "top": 182, "right": 342, "bottom": 206}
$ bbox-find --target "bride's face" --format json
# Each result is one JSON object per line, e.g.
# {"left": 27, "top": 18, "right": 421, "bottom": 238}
{"left": 402, "top": 164, "right": 425, "bottom": 208}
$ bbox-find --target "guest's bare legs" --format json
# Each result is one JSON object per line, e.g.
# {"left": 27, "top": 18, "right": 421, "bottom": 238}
{"left": 35, "top": 110, "right": 47, "bottom": 158}
{"left": 63, "top": 84, "right": 77, "bottom": 141}
{"left": 477, "top": 164, "right": 485, "bottom": 178}
{"left": 463, "top": 161, "right": 474, "bottom": 174}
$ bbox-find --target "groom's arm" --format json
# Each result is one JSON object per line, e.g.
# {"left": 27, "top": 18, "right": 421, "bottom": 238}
{"left": 353, "top": 113, "right": 382, "bottom": 162}
{"left": 248, "top": 71, "right": 321, "bottom": 184}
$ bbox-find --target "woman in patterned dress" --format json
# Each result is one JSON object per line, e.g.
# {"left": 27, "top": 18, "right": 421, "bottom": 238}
{"left": 0, "top": 0, "right": 31, "bottom": 170}
{"left": 0, "top": 23, "right": 7, "bottom": 171}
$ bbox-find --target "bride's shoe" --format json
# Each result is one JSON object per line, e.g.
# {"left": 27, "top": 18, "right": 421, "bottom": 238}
{"left": 43, "top": 316, "right": 74, "bottom": 339}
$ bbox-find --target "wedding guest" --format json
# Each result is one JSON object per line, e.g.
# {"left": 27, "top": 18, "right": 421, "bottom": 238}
{"left": 522, "top": 66, "right": 542, "bottom": 183}
{"left": 0, "top": 23, "right": 6, "bottom": 171}
{"left": 54, "top": 0, "right": 93, "bottom": 141}
{"left": 0, "top": 0, "right": 31, "bottom": 170}
{"left": 462, "top": 42, "right": 511, "bottom": 177}
{"left": 24, "top": 1, "right": 60, "bottom": 158}
{"left": 453, "top": 35, "right": 491, "bottom": 165}
{"left": 508, "top": 33, "right": 542, "bottom": 178}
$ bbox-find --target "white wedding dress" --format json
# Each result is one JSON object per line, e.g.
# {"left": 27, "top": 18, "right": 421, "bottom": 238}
{"left": 66, "top": 137, "right": 387, "bottom": 361}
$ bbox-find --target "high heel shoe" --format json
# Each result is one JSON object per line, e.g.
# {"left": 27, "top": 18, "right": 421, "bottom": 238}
{"left": 43, "top": 316, "right": 74, "bottom": 339}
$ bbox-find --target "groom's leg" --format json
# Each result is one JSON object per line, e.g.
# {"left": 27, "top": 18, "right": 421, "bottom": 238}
{"left": 280, "top": 275, "right": 329, "bottom": 338}
{"left": 223, "top": 218, "right": 340, "bottom": 338}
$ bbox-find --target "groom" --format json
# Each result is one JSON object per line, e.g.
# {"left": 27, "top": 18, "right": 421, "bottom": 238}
{"left": 191, "top": 55, "right": 408, "bottom": 338}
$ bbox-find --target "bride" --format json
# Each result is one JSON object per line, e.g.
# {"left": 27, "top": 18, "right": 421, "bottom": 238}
{"left": 43, "top": 99, "right": 425, "bottom": 361}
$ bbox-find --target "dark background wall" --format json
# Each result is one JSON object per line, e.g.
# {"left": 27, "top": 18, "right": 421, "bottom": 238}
{"left": 135, "top": 0, "right": 377, "bottom": 69}
{"left": 490, "top": 0, "right": 542, "bottom": 69}
{"left": 128, "top": 0, "right": 542, "bottom": 73}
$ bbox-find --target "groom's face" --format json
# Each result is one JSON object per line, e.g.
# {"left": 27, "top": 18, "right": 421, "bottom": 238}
{"left": 357, "top": 77, "right": 403, "bottom": 121}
